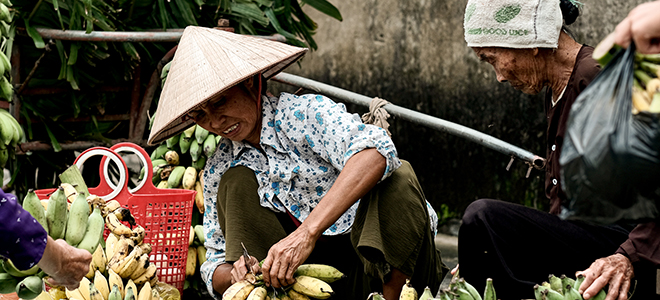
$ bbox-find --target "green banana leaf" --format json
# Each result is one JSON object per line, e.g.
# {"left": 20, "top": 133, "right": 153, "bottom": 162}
{"left": 301, "top": 0, "right": 341, "bottom": 21}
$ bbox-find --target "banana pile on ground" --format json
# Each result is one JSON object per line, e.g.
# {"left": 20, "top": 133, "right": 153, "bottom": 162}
{"left": 533, "top": 274, "right": 606, "bottom": 300}
{"left": 0, "top": 0, "right": 13, "bottom": 103}
{"left": 146, "top": 123, "right": 217, "bottom": 214}
{"left": 0, "top": 183, "right": 106, "bottom": 300}
{"left": 368, "top": 273, "right": 495, "bottom": 300}
{"left": 222, "top": 263, "right": 346, "bottom": 300}
{"left": 0, "top": 109, "right": 25, "bottom": 183}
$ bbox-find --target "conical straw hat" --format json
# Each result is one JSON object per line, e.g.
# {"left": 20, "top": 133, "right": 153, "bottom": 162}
{"left": 148, "top": 26, "right": 308, "bottom": 145}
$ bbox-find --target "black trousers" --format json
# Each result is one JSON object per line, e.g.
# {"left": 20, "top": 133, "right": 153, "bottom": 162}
{"left": 458, "top": 199, "right": 658, "bottom": 299}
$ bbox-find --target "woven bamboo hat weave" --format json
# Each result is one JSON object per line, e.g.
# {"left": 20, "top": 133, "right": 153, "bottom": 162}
{"left": 148, "top": 26, "right": 308, "bottom": 145}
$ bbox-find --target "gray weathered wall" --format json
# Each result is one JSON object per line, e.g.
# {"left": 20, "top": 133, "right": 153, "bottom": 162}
{"left": 272, "top": 0, "right": 649, "bottom": 218}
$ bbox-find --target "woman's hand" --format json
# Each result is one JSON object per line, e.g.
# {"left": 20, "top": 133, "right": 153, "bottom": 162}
{"left": 577, "top": 254, "right": 633, "bottom": 300}
{"left": 38, "top": 236, "right": 92, "bottom": 290}
{"left": 613, "top": 0, "right": 660, "bottom": 54}
{"left": 261, "top": 226, "right": 317, "bottom": 288}
{"left": 230, "top": 255, "right": 260, "bottom": 284}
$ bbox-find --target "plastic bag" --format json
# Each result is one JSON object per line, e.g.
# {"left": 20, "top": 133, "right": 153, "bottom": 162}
{"left": 559, "top": 43, "right": 660, "bottom": 224}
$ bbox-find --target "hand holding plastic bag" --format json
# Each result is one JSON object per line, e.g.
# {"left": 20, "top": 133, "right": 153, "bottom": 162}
{"left": 560, "top": 43, "right": 660, "bottom": 224}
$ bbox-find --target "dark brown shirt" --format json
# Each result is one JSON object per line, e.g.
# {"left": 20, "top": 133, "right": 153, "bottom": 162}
{"left": 544, "top": 45, "right": 600, "bottom": 215}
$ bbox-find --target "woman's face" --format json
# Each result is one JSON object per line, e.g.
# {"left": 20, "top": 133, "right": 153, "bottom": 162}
{"left": 472, "top": 47, "right": 545, "bottom": 95}
{"left": 188, "top": 83, "right": 262, "bottom": 145}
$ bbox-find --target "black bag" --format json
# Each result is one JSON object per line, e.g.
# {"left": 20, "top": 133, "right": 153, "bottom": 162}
{"left": 559, "top": 44, "right": 660, "bottom": 224}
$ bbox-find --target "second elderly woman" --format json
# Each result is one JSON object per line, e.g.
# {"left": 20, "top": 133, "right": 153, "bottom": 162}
{"left": 148, "top": 27, "right": 447, "bottom": 300}
{"left": 458, "top": 0, "right": 659, "bottom": 299}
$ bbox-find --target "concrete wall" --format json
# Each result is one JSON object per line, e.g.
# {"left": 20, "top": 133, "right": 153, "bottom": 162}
{"left": 273, "top": 0, "right": 649, "bottom": 216}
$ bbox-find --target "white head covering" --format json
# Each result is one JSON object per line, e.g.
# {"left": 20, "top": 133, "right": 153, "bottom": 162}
{"left": 463, "top": 0, "right": 563, "bottom": 49}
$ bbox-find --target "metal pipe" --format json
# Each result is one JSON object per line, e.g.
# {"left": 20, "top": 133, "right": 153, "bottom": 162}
{"left": 21, "top": 28, "right": 287, "bottom": 43}
{"left": 272, "top": 72, "right": 546, "bottom": 170}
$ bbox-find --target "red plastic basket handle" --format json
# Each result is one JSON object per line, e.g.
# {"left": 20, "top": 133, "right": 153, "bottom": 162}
{"left": 105, "top": 142, "right": 163, "bottom": 194}
{"left": 73, "top": 147, "right": 131, "bottom": 201}
{"left": 102, "top": 142, "right": 152, "bottom": 194}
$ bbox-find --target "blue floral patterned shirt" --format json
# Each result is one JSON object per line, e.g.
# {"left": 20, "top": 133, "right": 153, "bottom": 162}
{"left": 200, "top": 93, "right": 438, "bottom": 298}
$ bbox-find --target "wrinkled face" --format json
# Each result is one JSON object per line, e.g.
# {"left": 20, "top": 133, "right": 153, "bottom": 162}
{"left": 473, "top": 47, "right": 544, "bottom": 95}
{"left": 187, "top": 84, "right": 262, "bottom": 145}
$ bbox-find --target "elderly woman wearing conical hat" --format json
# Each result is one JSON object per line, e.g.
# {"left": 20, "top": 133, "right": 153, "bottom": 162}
{"left": 457, "top": 0, "right": 660, "bottom": 299}
{"left": 148, "top": 27, "right": 447, "bottom": 300}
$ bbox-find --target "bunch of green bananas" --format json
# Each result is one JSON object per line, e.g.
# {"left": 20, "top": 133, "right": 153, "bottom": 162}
{"left": 533, "top": 274, "right": 606, "bottom": 300}
{"left": 0, "top": 109, "right": 24, "bottom": 184}
{"left": 0, "top": 186, "right": 105, "bottom": 299}
{"left": 373, "top": 273, "right": 495, "bottom": 300}
{"left": 0, "top": 0, "right": 12, "bottom": 103}
{"left": 146, "top": 124, "right": 219, "bottom": 213}
{"left": 221, "top": 263, "right": 344, "bottom": 300}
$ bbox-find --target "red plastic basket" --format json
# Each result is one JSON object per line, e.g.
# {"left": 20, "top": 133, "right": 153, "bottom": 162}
{"left": 35, "top": 144, "right": 196, "bottom": 294}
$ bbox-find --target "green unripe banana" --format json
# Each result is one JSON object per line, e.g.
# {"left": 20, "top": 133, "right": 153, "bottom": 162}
{"left": 2, "top": 259, "right": 39, "bottom": 277}
{"left": 167, "top": 166, "right": 186, "bottom": 188}
{"left": 563, "top": 285, "right": 583, "bottom": 300}
{"left": 560, "top": 275, "right": 575, "bottom": 294}
{"left": 189, "top": 140, "right": 201, "bottom": 162}
{"left": 65, "top": 193, "right": 90, "bottom": 246}
{"left": 179, "top": 134, "right": 192, "bottom": 154}
{"left": 166, "top": 133, "right": 179, "bottom": 149}
{"left": 150, "top": 144, "right": 169, "bottom": 160}
{"left": 194, "top": 126, "right": 209, "bottom": 144}
{"left": 76, "top": 207, "right": 104, "bottom": 253}
{"left": 192, "top": 155, "right": 206, "bottom": 171}
{"left": 0, "top": 273, "right": 19, "bottom": 293}
{"left": 483, "top": 278, "right": 496, "bottom": 300}
{"left": 22, "top": 190, "right": 48, "bottom": 234}
{"left": 46, "top": 187, "right": 68, "bottom": 239}
{"left": 15, "top": 275, "right": 43, "bottom": 300}
{"left": 549, "top": 274, "right": 563, "bottom": 295}
{"left": 203, "top": 134, "right": 216, "bottom": 157}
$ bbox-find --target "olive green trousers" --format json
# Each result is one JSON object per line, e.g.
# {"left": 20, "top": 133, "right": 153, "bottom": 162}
{"left": 215, "top": 161, "right": 447, "bottom": 299}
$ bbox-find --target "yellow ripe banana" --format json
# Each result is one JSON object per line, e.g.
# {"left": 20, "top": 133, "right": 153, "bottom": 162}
{"left": 398, "top": 279, "right": 417, "bottom": 300}
{"left": 49, "top": 286, "right": 67, "bottom": 300}
{"left": 164, "top": 151, "right": 179, "bottom": 166}
{"left": 115, "top": 247, "right": 144, "bottom": 278}
{"left": 222, "top": 280, "right": 255, "bottom": 300}
{"left": 633, "top": 85, "right": 651, "bottom": 112}
{"left": 197, "top": 245, "right": 207, "bottom": 266}
{"left": 66, "top": 287, "right": 86, "bottom": 300}
{"left": 294, "top": 264, "right": 346, "bottom": 283}
{"left": 188, "top": 226, "right": 194, "bottom": 246}
{"left": 89, "top": 281, "right": 104, "bottom": 300}
{"left": 103, "top": 200, "right": 122, "bottom": 217}
{"left": 148, "top": 275, "right": 158, "bottom": 288}
{"left": 130, "top": 226, "right": 146, "bottom": 245}
{"left": 34, "top": 290, "right": 54, "bottom": 300}
{"left": 78, "top": 277, "right": 92, "bottom": 300}
{"left": 156, "top": 181, "right": 168, "bottom": 189}
{"left": 194, "top": 225, "right": 205, "bottom": 244}
{"left": 91, "top": 240, "right": 107, "bottom": 274}
{"left": 139, "top": 243, "right": 152, "bottom": 255}
{"left": 186, "top": 247, "right": 197, "bottom": 277}
{"left": 108, "top": 269, "right": 124, "bottom": 299}
{"left": 106, "top": 213, "right": 133, "bottom": 237}
{"left": 106, "top": 234, "right": 120, "bottom": 261}
{"left": 247, "top": 286, "right": 268, "bottom": 300}
{"left": 151, "top": 289, "right": 159, "bottom": 300}
{"left": 292, "top": 276, "right": 334, "bottom": 299}
{"left": 94, "top": 270, "right": 109, "bottom": 300}
{"left": 287, "top": 289, "right": 309, "bottom": 300}
{"left": 60, "top": 183, "right": 79, "bottom": 203}
{"left": 182, "top": 167, "right": 197, "bottom": 190}
{"left": 113, "top": 208, "right": 136, "bottom": 227}
{"left": 137, "top": 281, "right": 152, "bottom": 300}
{"left": 125, "top": 280, "right": 138, "bottom": 299}
{"left": 129, "top": 253, "right": 150, "bottom": 280}
{"left": 194, "top": 180, "right": 205, "bottom": 214}
{"left": 133, "top": 263, "right": 157, "bottom": 285}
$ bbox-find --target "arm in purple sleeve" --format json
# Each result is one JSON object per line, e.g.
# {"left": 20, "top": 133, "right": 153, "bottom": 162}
{"left": 0, "top": 189, "right": 48, "bottom": 270}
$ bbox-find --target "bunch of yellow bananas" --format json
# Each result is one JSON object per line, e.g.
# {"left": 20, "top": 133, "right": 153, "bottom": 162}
{"left": 533, "top": 274, "right": 606, "bottom": 300}
{"left": 222, "top": 264, "right": 345, "bottom": 300}
{"left": 147, "top": 123, "right": 219, "bottom": 214}
{"left": 185, "top": 225, "right": 206, "bottom": 278}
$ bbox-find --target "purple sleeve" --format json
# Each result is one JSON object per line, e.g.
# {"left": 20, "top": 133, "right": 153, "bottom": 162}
{"left": 0, "top": 189, "right": 48, "bottom": 270}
